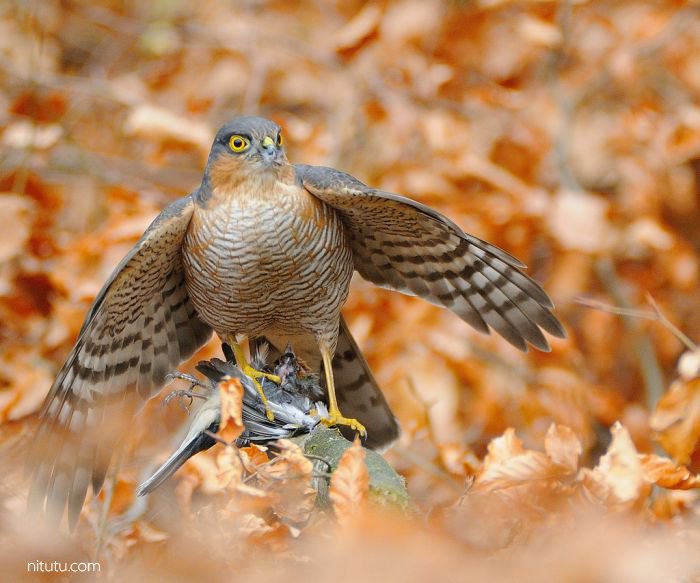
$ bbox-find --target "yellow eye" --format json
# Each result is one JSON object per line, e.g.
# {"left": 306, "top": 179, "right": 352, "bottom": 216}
{"left": 276, "top": 133, "right": 283, "bottom": 146}
{"left": 228, "top": 135, "right": 249, "bottom": 152}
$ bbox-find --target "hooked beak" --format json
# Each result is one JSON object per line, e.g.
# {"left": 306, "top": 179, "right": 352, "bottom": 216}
{"left": 259, "top": 136, "right": 283, "bottom": 165}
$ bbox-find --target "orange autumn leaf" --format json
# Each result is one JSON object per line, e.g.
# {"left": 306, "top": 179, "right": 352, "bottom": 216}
{"left": 474, "top": 426, "right": 578, "bottom": 492}
{"left": 238, "top": 513, "right": 292, "bottom": 553}
{"left": 329, "top": 438, "right": 369, "bottom": 525}
{"left": 258, "top": 440, "right": 316, "bottom": 523}
{"left": 214, "top": 446, "right": 245, "bottom": 493}
{"left": 544, "top": 424, "right": 583, "bottom": 473}
{"left": 239, "top": 444, "right": 270, "bottom": 474}
{"left": 579, "top": 422, "right": 647, "bottom": 509}
{"left": 218, "top": 377, "right": 244, "bottom": 443}
{"left": 259, "top": 439, "right": 313, "bottom": 482}
{"left": 650, "top": 377, "right": 700, "bottom": 465}
{"left": 639, "top": 454, "right": 700, "bottom": 490}
{"left": 333, "top": 3, "right": 382, "bottom": 54}
{"left": 438, "top": 442, "right": 481, "bottom": 477}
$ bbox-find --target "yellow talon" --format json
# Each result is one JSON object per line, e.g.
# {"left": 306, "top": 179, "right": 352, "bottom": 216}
{"left": 321, "top": 411, "right": 367, "bottom": 437}
{"left": 241, "top": 363, "right": 280, "bottom": 421}
{"left": 230, "top": 340, "right": 280, "bottom": 421}
{"left": 318, "top": 344, "right": 366, "bottom": 437}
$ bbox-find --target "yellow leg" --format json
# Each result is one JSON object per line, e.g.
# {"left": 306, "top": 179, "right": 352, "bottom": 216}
{"left": 228, "top": 339, "right": 280, "bottom": 421}
{"left": 320, "top": 346, "right": 366, "bottom": 437}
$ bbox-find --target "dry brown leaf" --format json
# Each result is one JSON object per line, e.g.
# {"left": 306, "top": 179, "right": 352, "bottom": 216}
{"left": 475, "top": 428, "right": 570, "bottom": 491}
{"left": 255, "top": 440, "right": 316, "bottom": 523}
{"left": 639, "top": 454, "right": 700, "bottom": 490}
{"left": 334, "top": 3, "right": 382, "bottom": 53}
{"left": 259, "top": 439, "right": 313, "bottom": 482}
{"left": 239, "top": 444, "right": 270, "bottom": 474}
{"left": 650, "top": 377, "right": 700, "bottom": 465}
{"left": 329, "top": 437, "right": 369, "bottom": 525}
{"left": 650, "top": 490, "right": 697, "bottom": 520}
{"left": 183, "top": 452, "right": 222, "bottom": 495}
{"left": 544, "top": 424, "right": 582, "bottom": 473}
{"left": 218, "top": 377, "right": 244, "bottom": 443}
{"left": 214, "top": 446, "right": 244, "bottom": 492}
{"left": 123, "top": 104, "right": 212, "bottom": 151}
{"left": 547, "top": 189, "right": 617, "bottom": 253}
{"left": 438, "top": 442, "right": 481, "bottom": 476}
{"left": 483, "top": 427, "right": 526, "bottom": 463}
{"left": 238, "top": 513, "right": 291, "bottom": 552}
{"left": 580, "top": 422, "right": 647, "bottom": 508}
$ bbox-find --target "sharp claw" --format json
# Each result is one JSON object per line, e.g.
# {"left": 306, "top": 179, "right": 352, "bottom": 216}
{"left": 321, "top": 414, "right": 367, "bottom": 437}
{"left": 239, "top": 365, "right": 278, "bottom": 421}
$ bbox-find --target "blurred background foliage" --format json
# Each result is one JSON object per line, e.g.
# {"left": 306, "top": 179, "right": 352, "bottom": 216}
{"left": 2, "top": 0, "right": 700, "bottom": 580}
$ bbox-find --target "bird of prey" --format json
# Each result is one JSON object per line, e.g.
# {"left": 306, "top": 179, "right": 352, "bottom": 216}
{"left": 137, "top": 343, "right": 324, "bottom": 497}
{"left": 30, "top": 115, "right": 565, "bottom": 527}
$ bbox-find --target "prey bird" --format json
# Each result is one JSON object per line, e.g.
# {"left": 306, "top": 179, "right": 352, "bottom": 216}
{"left": 30, "top": 115, "right": 565, "bottom": 527}
{"left": 137, "top": 343, "right": 324, "bottom": 497}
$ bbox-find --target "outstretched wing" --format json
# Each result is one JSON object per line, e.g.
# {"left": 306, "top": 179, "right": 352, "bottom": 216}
{"left": 29, "top": 194, "right": 212, "bottom": 528}
{"left": 296, "top": 164, "right": 565, "bottom": 351}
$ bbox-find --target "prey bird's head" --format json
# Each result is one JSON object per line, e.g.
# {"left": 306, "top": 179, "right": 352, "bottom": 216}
{"left": 203, "top": 116, "right": 288, "bottom": 194}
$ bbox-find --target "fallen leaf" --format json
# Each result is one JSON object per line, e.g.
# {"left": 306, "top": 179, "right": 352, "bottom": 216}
{"left": 334, "top": 3, "right": 382, "bottom": 53}
{"left": 257, "top": 440, "right": 316, "bottom": 524}
{"left": 329, "top": 437, "right": 369, "bottom": 526}
{"left": 475, "top": 428, "right": 566, "bottom": 491}
{"left": 650, "top": 377, "right": 700, "bottom": 465}
{"left": 639, "top": 454, "right": 700, "bottom": 490}
{"left": 123, "top": 104, "right": 212, "bottom": 151}
{"left": 581, "top": 422, "right": 647, "bottom": 508}
{"left": 214, "top": 446, "right": 244, "bottom": 492}
{"left": 218, "top": 377, "right": 244, "bottom": 443}
{"left": 259, "top": 439, "right": 313, "bottom": 482}
{"left": 547, "top": 189, "right": 617, "bottom": 253}
{"left": 544, "top": 424, "right": 582, "bottom": 473}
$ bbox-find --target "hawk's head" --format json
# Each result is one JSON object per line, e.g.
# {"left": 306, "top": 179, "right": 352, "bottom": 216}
{"left": 204, "top": 116, "right": 288, "bottom": 194}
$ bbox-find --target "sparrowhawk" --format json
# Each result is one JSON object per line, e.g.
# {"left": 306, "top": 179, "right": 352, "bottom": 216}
{"left": 30, "top": 115, "right": 565, "bottom": 527}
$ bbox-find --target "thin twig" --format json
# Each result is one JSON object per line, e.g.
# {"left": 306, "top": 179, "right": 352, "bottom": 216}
{"left": 575, "top": 294, "right": 697, "bottom": 351}
{"left": 203, "top": 429, "right": 231, "bottom": 447}
{"left": 645, "top": 294, "right": 698, "bottom": 351}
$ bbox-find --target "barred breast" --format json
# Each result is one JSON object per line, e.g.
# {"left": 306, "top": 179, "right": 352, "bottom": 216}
{"left": 182, "top": 180, "right": 354, "bottom": 347}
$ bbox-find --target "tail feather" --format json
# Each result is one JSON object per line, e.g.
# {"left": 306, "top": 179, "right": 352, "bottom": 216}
{"left": 332, "top": 317, "right": 399, "bottom": 450}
